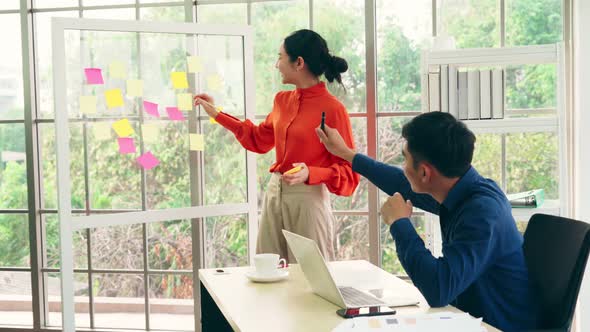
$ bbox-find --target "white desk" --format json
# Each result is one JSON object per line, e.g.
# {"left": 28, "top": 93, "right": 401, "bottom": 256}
{"left": 199, "top": 260, "right": 500, "bottom": 332}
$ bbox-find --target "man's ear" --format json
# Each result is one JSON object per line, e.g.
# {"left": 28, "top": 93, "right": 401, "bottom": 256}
{"left": 421, "top": 163, "right": 434, "bottom": 183}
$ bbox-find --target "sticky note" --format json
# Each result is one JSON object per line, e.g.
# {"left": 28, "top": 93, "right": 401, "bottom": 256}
{"left": 177, "top": 93, "right": 193, "bottom": 111}
{"left": 143, "top": 101, "right": 159, "bottom": 117}
{"left": 187, "top": 56, "right": 203, "bottom": 73}
{"left": 170, "top": 72, "right": 189, "bottom": 89}
{"left": 104, "top": 89, "right": 124, "bottom": 109}
{"left": 209, "top": 117, "right": 218, "bottom": 124}
{"left": 84, "top": 68, "right": 104, "bottom": 85}
{"left": 92, "top": 122, "right": 112, "bottom": 140}
{"left": 189, "top": 134, "right": 204, "bottom": 151}
{"left": 141, "top": 124, "right": 159, "bottom": 143}
{"left": 367, "top": 318, "right": 381, "bottom": 328}
{"left": 79, "top": 95, "right": 97, "bottom": 114}
{"left": 166, "top": 107, "right": 185, "bottom": 121}
{"left": 109, "top": 61, "right": 127, "bottom": 79}
{"left": 126, "top": 79, "right": 143, "bottom": 97}
{"left": 117, "top": 137, "right": 136, "bottom": 154}
{"left": 137, "top": 151, "right": 159, "bottom": 170}
{"left": 112, "top": 118, "right": 135, "bottom": 137}
{"left": 206, "top": 74, "right": 222, "bottom": 92}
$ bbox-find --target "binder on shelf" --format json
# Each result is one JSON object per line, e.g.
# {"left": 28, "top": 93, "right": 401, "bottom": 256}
{"left": 428, "top": 71, "right": 441, "bottom": 112}
{"left": 492, "top": 68, "right": 504, "bottom": 119}
{"left": 480, "top": 69, "right": 492, "bottom": 119}
{"left": 441, "top": 65, "right": 449, "bottom": 113}
{"left": 449, "top": 65, "right": 458, "bottom": 118}
{"left": 467, "top": 70, "right": 480, "bottom": 120}
{"left": 507, "top": 189, "right": 545, "bottom": 208}
{"left": 458, "top": 71, "right": 468, "bottom": 120}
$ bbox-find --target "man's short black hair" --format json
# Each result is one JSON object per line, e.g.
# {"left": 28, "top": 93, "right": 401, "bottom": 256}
{"left": 401, "top": 112, "right": 476, "bottom": 178}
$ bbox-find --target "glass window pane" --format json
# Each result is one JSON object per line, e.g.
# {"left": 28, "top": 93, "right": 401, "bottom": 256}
{"left": 334, "top": 215, "right": 369, "bottom": 261}
{"left": 0, "top": 123, "right": 27, "bottom": 209}
{"left": 140, "top": 5, "right": 185, "bottom": 22}
{"left": 148, "top": 220, "right": 192, "bottom": 270}
{"left": 506, "top": 0, "right": 562, "bottom": 47}
{"left": 149, "top": 274, "right": 194, "bottom": 331}
{"left": 197, "top": 4, "right": 247, "bottom": 24}
{"left": 142, "top": 121, "right": 190, "bottom": 209}
{"left": 0, "top": 2, "right": 18, "bottom": 10}
{"left": 505, "top": 64, "right": 556, "bottom": 111}
{"left": 35, "top": 11, "right": 79, "bottom": 119}
{"left": 332, "top": 117, "right": 368, "bottom": 211}
{"left": 81, "top": 8, "right": 136, "bottom": 19}
{"left": 93, "top": 273, "right": 145, "bottom": 330}
{"left": 39, "top": 123, "right": 86, "bottom": 210}
{"left": 0, "top": 214, "right": 29, "bottom": 267}
{"left": 0, "top": 14, "right": 24, "bottom": 120}
{"left": 377, "top": 116, "right": 410, "bottom": 166}
{"left": 83, "top": 0, "right": 135, "bottom": 6}
{"left": 91, "top": 224, "right": 144, "bottom": 270}
{"left": 257, "top": 147, "right": 276, "bottom": 211}
{"left": 506, "top": 132, "right": 558, "bottom": 200}
{"left": 376, "top": 0, "right": 430, "bottom": 112}
{"left": 472, "top": 133, "right": 502, "bottom": 185}
{"left": 203, "top": 120, "right": 247, "bottom": 205}
{"left": 45, "top": 272, "right": 90, "bottom": 328}
{"left": 204, "top": 214, "right": 247, "bottom": 268}
{"left": 251, "top": 0, "right": 309, "bottom": 116}
{"left": 0, "top": 271, "right": 32, "bottom": 326}
{"left": 381, "top": 214, "right": 425, "bottom": 275}
{"left": 34, "top": 0, "right": 79, "bottom": 8}
{"left": 313, "top": 0, "right": 365, "bottom": 112}
{"left": 437, "top": 0, "right": 500, "bottom": 48}
{"left": 43, "top": 214, "right": 88, "bottom": 269}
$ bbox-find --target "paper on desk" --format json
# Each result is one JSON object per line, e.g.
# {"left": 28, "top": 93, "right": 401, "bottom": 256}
{"left": 331, "top": 312, "right": 485, "bottom": 332}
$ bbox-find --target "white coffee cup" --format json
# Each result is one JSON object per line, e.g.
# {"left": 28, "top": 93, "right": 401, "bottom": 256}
{"left": 253, "top": 253, "right": 286, "bottom": 276}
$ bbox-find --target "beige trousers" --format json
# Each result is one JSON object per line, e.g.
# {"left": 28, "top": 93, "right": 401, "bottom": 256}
{"left": 256, "top": 173, "right": 336, "bottom": 263}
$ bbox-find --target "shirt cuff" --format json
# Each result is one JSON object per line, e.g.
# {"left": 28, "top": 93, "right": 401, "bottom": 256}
{"left": 214, "top": 112, "right": 242, "bottom": 133}
{"left": 352, "top": 153, "right": 371, "bottom": 176}
{"left": 306, "top": 166, "right": 332, "bottom": 185}
{"left": 390, "top": 218, "right": 420, "bottom": 243}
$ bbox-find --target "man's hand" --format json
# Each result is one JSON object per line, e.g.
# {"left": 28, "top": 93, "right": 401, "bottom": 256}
{"left": 282, "top": 163, "right": 309, "bottom": 185}
{"left": 315, "top": 125, "right": 356, "bottom": 163}
{"left": 381, "top": 192, "right": 413, "bottom": 226}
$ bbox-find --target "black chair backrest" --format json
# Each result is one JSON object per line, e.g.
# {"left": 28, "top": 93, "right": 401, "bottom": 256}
{"left": 523, "top": 213, "right": 590, "bottom": 330}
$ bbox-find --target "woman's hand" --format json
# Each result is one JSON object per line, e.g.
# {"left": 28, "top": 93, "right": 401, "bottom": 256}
{"left": 194, "top": 93, "right": 220, "bottom": 118}
{"left": 282, "top": 163, "right": 309, "bottom": 185}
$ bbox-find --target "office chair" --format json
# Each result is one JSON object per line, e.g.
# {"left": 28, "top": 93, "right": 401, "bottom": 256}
{"left": 523, "top": 213, "right": 590, "bottom": 332}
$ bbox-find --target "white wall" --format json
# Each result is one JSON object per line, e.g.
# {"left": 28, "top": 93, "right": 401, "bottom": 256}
{"left": 574, "top": 0, "right": 590, "bottom": 331}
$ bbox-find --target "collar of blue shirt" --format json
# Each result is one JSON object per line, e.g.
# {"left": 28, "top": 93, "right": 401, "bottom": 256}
{"left": 441, "top": 166, "right": 481, "bottom": 211}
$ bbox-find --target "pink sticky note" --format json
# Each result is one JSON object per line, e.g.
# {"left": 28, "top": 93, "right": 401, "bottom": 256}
{"left": 166, "top": 106, "right": 185, "bottom": 121}
{"left": 117, "top": 137, "right": 136, "bottom": 154}
{"left": 136, "top": 151, "right": 160, "bottom": 170}
{"left": 84, "top": 68, "right": 104, "bottom": 85}
{"left": 143, "top": 101, "right": 160, "bottom": 117}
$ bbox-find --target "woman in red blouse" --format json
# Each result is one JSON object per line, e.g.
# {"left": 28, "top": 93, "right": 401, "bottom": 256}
{"left": 194, "top": 29, "right": 359, "bottom": 262}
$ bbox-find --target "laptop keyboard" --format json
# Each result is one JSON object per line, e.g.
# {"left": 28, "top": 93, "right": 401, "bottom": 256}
{"left": 338, "top": 286, "right": 385, "bottom": 307}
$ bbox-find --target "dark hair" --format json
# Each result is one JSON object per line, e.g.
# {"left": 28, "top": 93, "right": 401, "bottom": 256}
{"left": 283, "top": 29, "right": 348, "bottom": 88}
{"left": 401, "top": 112, "right": 476, "bottom": 178}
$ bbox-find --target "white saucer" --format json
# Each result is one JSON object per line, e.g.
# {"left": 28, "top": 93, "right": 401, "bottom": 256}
{"left": 245, "top": 269, "right": 289, "bottom": 283}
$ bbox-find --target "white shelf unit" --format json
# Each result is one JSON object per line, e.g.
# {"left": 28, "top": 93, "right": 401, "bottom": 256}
{"left": 420, "top": 43, "right": 568, "bottom": 223}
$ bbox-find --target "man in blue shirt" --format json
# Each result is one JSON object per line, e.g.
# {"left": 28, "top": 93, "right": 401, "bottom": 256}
{"left": 316, "top": 112, "right": 538, "bottom": 331}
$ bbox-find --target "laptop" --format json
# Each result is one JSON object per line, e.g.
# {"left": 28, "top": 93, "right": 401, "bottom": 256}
{"left": 283, "top": 229, "right": 415, "bottom": 309}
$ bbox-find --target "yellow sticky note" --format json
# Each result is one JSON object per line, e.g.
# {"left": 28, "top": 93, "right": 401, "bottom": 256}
{"left": 171, "top": 72, "right": 189, "bottom": 89}
{"left": 141, "top": 124, "right": 159, "bottom": 143}
{"left": 109, "top": 61, "right": 127, "bottom": 79}
{"left": 189, "top": 133, "right": 204, "bottom": 151}
{"left": 105, "top": 89, "right": 124, "bottom": 109}
{"left": 177, "top": 93, "right": 193, "bottom": 111}
{"left": 112, "top": 118, "right": 135, "bottom": 138}
{"left": 187, "top": 56, "right": 203, "bottom": 73}
{"left": 206, "top": 74, "right": 222, "bottom": 92}
{"left": 209, "top": 117, "right": 218, "bottom": 124}
{"left": 93, "top": 122, "right": 112, "bottom": 140}
{"left": 126, "top": 79, "right": 143, "bottom": 97}
{"left": 79, "top": 95, "right": 97, "bottom": 114}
